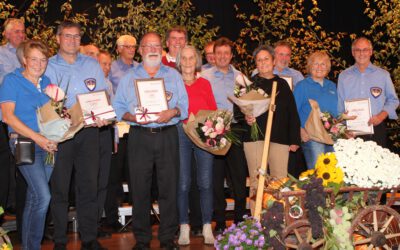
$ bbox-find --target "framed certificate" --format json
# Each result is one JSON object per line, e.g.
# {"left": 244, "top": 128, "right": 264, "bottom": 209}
{"left": 134, "top": 78, "right": 168, "bottom": 122}
{"left": 280, "top": 75, "right": 293, "bottom": 90}
{"left": 77, "top": 90, "right": 116, "bottom": 126}
{"left": 344, "top": 98, "right": 374, "bottom": 135}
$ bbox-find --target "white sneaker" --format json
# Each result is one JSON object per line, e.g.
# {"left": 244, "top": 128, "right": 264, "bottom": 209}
{"left": 202, "top": 223, "right": 215, "bottom": 245}
{"left": 178, "top": 224, "right": 190, "bottom": 245}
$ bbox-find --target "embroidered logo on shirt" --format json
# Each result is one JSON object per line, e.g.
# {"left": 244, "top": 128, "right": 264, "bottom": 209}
{"left": 84, "top": 78, "right": 96, "bottom": 91}
{"left": 370, "top": 87, "right": 382, "bottom": 98}
{"left": 165, "top": 91, "right": 173, "bottom": 101}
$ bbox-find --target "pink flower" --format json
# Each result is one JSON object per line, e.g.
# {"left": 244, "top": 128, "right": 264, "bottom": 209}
{"left": 330, "top": 125, "right": 339, "bottom": 134}
{"left": 206, "top": 138, "right": 216, "bottom": 147}
{"left": 215, "top": 122, "right": 225, "bottom": 135}
{"left": 204, "top": 119, "right": 213, "bottom": 128}
{"left": 334, "top": 208, "right": 343, "bottom": 217}
{"left": 335, "top": 217, "right": 343, "bottom": 225}
{"left": 45, "top": 84, "right": 65, "bottom": 102}
{"left": 324, "top": 121, "right": 331, "bottom": 129}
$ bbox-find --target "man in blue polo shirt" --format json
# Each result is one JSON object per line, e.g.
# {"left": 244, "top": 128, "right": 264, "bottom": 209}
{"left": 113, "top": 31, "right": 188, "bottom": 250}
{"left": 338, "top": 37, "right": 399, "bottom": 147}
{"left": 45, "top": 21, "right": 108, "bottom": 250}
{"left": 201, "top": 37, "right": 248, "bottom": 233}
{"left": 273, "top": 40, "right": 304, "bottom": 88}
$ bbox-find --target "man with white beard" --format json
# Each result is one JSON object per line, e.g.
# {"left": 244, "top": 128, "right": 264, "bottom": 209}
{"left": 113, "top": 32, "right": 188, "bottom": 250}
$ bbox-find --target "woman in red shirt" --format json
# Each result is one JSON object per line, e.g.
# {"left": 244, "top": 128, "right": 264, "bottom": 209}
{"left": 175, "top": 45, "right": 217, "bottom": 245}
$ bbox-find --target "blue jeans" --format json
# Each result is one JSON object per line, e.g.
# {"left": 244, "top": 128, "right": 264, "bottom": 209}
{"left": 12, "top": 142, "right": 53, "bottom": 250}
{"left": 177, "top": 124, "right": 214, "bottom": 224}
{"left": 302, "top": 140, "right": 334, "bottom": 169}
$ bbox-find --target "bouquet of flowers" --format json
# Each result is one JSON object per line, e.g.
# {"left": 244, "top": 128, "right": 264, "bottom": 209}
{"left": 37, "top": 82, "right": 84, "bottom": 165}
{"left": 229, "top": 74, "right": 270, "bottom": 141}
{"left": 0, "top": 207, "right": 12, "bottom": 250}
{"left": 183, "top": 109, "right": 238, "bottom": 155}
{"left": 320, "top": 111, "right": 350, "bottom": 141}
{"left": 334, "top": 138, "right": 400, "bottom": 188}
{"left": 215, "top": 216, "right": 267, "bottom": 250}
{"left": 305, "top": 99, "right": 351, "bottom": 145}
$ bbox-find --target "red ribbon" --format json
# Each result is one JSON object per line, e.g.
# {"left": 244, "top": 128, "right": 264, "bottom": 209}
{"left": 84, "top": 110, "right": 115, "bottom": 122}
{"left": 137, "top": 108, "right": 158, "bottom": 122}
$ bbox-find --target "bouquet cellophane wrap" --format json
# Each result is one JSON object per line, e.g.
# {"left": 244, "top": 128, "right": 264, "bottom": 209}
{"left": 228, "top": 90, "right": 270, "bottom": 118}
{"left": 37, "top": 101, "right": 84, "bottom": 143}
{"left": 305, "top": 99, "right": 334, "bottom": 145}
{"left": 182, "top": 110, "right": 232, "bottom": 156}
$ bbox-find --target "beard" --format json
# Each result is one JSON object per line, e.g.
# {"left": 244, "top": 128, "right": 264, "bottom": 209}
{"left": 143, "top": 53, "right": 162, "bottom": 67}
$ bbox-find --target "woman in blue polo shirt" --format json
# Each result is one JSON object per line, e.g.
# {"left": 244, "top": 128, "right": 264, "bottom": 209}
{"left": 0, "top": 39, "right": 57, "bottom": 250}
{"left": 293, "top": 51, "right": 338, "bottom": 169}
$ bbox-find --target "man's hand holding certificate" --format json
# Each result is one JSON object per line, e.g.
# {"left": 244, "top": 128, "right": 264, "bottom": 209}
{"left": 134, "top": 78, "right": 169, "bottom": 123}
{"left": 77, "top": 90, "right": 116, "bottom": 126}
{"left": 344, "top": 98, "right": 374, "bottom": 135}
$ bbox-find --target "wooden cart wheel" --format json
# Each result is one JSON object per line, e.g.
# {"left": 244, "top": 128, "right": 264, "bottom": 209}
{"left": 351, "top": 205, "right": 400, "bottom": 249}
{"left": 282, "top": 220, "right": 325, "bottom": 250}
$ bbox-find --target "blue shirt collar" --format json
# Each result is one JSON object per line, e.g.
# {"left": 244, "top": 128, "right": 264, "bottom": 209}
{"left": 352, "top": 63, "right": 377, "bottom": 74}
{"left": 136, "top": 62, "right": 169, "bottom": 76}
{"left": 5, "top": 42, "right": 17, "bottom": 53}
{"left": 55, "top": 52, "right": 84, "bottom": 65}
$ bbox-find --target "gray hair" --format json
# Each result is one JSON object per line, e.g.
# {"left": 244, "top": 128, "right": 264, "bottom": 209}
{"left": 252, "top": 45, "right": 275, "bottom": 60}
{"left": 116, "top": 35, "right": 137, "bottom": 46}
{"left": 3, "top": 18, "right": 24, "bottom": 34}
{"left": 351, "top": 37, "right": 373, "bottom": 50}
{"left": 176, "top": 45, "right": 202, "bottom": 73}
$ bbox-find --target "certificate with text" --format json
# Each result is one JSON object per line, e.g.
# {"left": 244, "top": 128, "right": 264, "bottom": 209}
{"left": 134, "top": 78, "right": 168, "bottom": 122}
{"left": 77, "top": 90, "right": 116, "bottom": 126}
{"left": 344, "top": 98, "right": 374, "bottom": 135}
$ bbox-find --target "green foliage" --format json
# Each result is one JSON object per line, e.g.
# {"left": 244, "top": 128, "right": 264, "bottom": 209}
{"left": 234, "top": 0, "right": 348, "bottom": 77}
{"left": 0, "top": 0, "right": 218, "bottom": 58}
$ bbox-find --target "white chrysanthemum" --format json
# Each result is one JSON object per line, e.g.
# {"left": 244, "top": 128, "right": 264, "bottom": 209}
{"left": 334, "top": 138, "right": 400, "bottom": 188}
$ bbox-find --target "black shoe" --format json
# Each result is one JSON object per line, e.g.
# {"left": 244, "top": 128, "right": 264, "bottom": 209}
{"left": 97, "top": 228, "right": 112, "bottom": 239}
{"left": 191, "top": 227, "right": 203, "bottom": 237}
{"left": 81, "top": 240, "right": 107, "bottom": 250}
{"left": 160, "top": 240, "right": 179, "bottom": 250}
{"left": 54, "top": 243, "right": 67, "bottom": 250}
{"left": 214, "top": 223, "right": 226, "bottom": 234}
{"left": 132, "top": 242, "right": 150, "bottom": 250}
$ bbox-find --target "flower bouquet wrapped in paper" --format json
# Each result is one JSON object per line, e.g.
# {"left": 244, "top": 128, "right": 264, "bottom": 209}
{"left": 305, "top": 99, "right": 351, "bottom": 145}
{"left": 37, "top": 83, "right": 84, "bottom": 165}
{"left": 182, "top": 109, "right": 239, "bottom": 155}
{"left": 228, "top": 74, "right": 270, "bottom": 141}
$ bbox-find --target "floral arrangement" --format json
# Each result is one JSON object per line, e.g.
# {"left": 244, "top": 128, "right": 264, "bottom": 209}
{"left": 40, "top": 82, "right": 71, "bottom": 165}
{"left": 299, "top": 152, "right": 344, "bottom": 190}
{"left": 324, "top": 206, "right": 353, "bottom": 250}
{"left": 214, "top": 216, "right": 266, "bottom": 250}
{"left": 196, "top": 110, "right": 239, "bottom": 149}
{"left": 334, "top": 138, "right": 400, "bottom": 188}
{"left": 0, "top": 207, "right": 12, "bottom": 250}
{"left": 230, "top": 74, "right": 270, "bottom": 141}
{"left": 320, "top": 111, "right": 349, "bottom": 141}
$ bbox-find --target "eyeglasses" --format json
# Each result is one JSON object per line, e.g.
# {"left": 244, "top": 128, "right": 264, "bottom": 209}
{"left": 352, "top": 48, "right": 371, "bottom": 54}
{"left": 26, "top": 57, "right": 48, "bottom": 64}
{"left": 61, "top": 33, "right": 81, "bottom": 40}
{"left": 120, "top": 45, "right": 137, "bottom": 49}
{"left": 140, "top": 44, "right": 162, "bottom": 49}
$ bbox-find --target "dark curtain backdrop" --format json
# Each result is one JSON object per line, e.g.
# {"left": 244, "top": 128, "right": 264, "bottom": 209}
{"left": 10, "top": 0, "right": 371, "bottom": 40}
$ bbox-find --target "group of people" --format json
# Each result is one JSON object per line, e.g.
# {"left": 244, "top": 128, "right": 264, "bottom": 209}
{"left": 0, "top": 17, "right": 398, "bottom": 250}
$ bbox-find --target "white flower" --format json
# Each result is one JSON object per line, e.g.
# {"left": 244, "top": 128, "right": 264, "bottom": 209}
{"left": 204, "top": 128, "right": 214, "bottom": 136}
{"left": 209, "top": 131, "right": 218, "bottom": 139}
{"left": 334, "top": 138, "right": 400, "bottom": 188}
{"left": 220, "top": 138, "right": 227, "bottom": 146}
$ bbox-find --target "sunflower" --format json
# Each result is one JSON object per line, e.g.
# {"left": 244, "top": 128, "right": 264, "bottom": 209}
{"left": 299, "top": 169, "right": 316, "bottom": 180}
{"left": 315, "top": 152, "right": 338, "bottom": 169}
{"left": 316, "top": 164, "right": 342, "bottom": 186}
